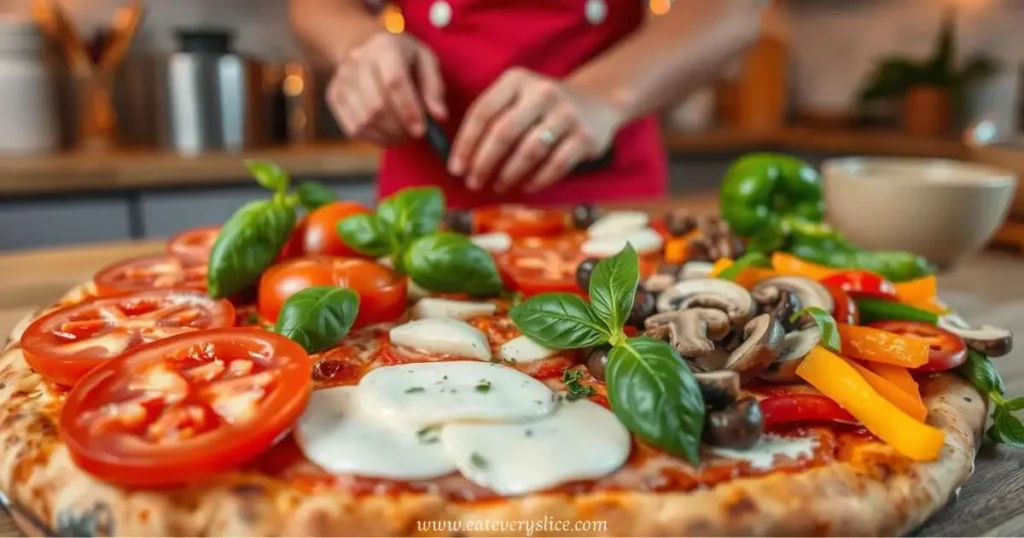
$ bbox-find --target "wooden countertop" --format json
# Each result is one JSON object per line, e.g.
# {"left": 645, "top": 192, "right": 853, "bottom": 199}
{"left": 0, "top": 127, "right": 972, "bottom": 196}
{"left": 0, "top": 201, "right": 1022, "bottom": 535}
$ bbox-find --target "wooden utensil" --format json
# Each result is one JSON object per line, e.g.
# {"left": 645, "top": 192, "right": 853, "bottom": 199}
{"left": 30, "top": 0, "right": 90, "bottom": 72}
{"left": 99, "top": 0, "right": 143, "bottom": 73}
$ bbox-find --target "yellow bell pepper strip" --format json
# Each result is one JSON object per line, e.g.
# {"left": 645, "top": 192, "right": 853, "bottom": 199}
{"left": 863, "top": 361, "right": 921, "bottom": 401}
{"left": 771, "top": 252, "right": 840, "bottom": 281}
{"left": 895, "top": 275, "right": 936, "bottom": 304}
{"left": 709, "top": 258, "right": 734, "bottom": 277}
{"left": 847, "top": 360, "right": 927, "bottom": 421}
{"left": 797, "top": 346, "right": 945, "bottom": 461}
{"left": 837, "top": 324, "right": 929, "bottom": 368}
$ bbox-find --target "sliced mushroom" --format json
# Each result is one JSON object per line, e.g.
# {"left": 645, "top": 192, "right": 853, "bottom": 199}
{"left": 752, "top": 287, "right": 804, "bottom": 332}
{"left": 694, "top": 370, "right": 741, "bottom": 411}
{"left": 752, "top": 277, "right": 834, "bottom": 322}
{"left": 644, "top": 308, "right": 731, "bottom": 358}
{"left": 705, "top": 396, "right": 764, "bottom": 449}
{"left": 695, "top": 314, "right": 784, "bottom": 382}
{"left": 939, "top": 315, "right": 1013, "bottom": 358}
{"left": 759, "top": 326, "right": 822, "bottom": 384}
{"left": 680, "top": 261, "right": 715, "bottom": 280}
{"left": 656, "top": 278, "right": 756, "bottom": 327}
{"left": 644, "top": 273, "right": 677, "bottom": 294}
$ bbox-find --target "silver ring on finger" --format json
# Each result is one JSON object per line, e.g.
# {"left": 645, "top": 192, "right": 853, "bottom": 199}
{"left": 538, "top": 128, "right": 560, "bottom": 147}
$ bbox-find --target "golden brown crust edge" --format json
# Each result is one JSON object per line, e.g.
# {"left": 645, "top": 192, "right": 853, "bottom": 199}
{"left": 0, "top": 304, "right": 986, "bottom": 537}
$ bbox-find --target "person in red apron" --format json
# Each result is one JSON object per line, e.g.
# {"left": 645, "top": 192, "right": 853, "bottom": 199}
{"left": 291, "top": 0, "right": 764, "bottom": 208}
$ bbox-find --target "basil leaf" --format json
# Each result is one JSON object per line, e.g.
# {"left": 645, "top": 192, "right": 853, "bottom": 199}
{"left": 988, "top": 410, "right": 1024, "bottom": 448}
{"left": 718, "top": 252, "right": 771, "bottom": 281}
{"left": 338, "top": 213, "right": 394, "bottom": 258}
{"left": 402, "top": 233, "right": 502, "bottom": 296}
{"left": 588, "top": 245, "right": 639, "bottom": 335}
{"left": 275, "top": 286, "right": 359, "bottom": 353}
{"left": 208, "top": 200, "right": 296, "bottom": 298}
{"left": 792, "top": 306, "right": 840, "bottom": 353}
{"left": 245, "top": 160, "right": 290, "bottom": 194}
{"left": 1006, "top": 397, "right": 1024, "bottom": 411}
{"left": 509, "top": 293, "right": 609, "bottom": 349}
{"left": 296, "top": 181, "right": 337, "bottom": 211}
{"left": 955, "top": 350, "right": 1005, "bottom": 396}
{"left": 377, "top": 187, "right": 444, "bottom": 245}
{"left": 605, "top": 337, "right": 705, "bottom": 464}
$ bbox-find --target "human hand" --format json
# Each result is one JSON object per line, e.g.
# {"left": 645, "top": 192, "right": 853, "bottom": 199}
{"left": 326, "top": 32, "right": 446, "bottom": 146}
{"left": 448, "top": 68, "right": 624, "bottom": 194}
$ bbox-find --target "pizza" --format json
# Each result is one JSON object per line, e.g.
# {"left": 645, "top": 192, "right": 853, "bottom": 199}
{"left": 0, "top": 156, "right": 1016, "bottom": 537}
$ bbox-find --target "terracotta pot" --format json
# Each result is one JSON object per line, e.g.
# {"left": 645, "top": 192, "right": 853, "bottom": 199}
{"left": 903, "top": 86, "right": 951, "bottom": 137}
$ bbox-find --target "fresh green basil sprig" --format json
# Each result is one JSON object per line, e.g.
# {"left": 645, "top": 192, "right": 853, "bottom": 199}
{"left": 207, "top": 160, "right": 338, "bottom": 298}
{"left": 337, "top": 188, "right": 502, "bottom": 296}
{"left": 792, "top": 306, "right": 841, "bottom": 353}
{"left": 509, "top": 245, "right": 706, "bottom": 463}
{"left": 275, "top": 286, "right": 359, "bottom": 353}
{"left": 955, "top": 350, "right": 1024, "bottom": 447}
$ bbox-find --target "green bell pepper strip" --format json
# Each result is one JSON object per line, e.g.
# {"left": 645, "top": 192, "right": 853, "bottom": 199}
{"left": 719, "top": 153, "right": 826, "bottom": 237}
{"left": 787, "top": 235, "right": 933, "bottom": 283}
{"left": 854, "top": 298, "right": 939, "bottom": 325}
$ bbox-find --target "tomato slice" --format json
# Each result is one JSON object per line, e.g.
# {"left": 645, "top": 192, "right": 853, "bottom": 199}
{"left": 303, "top": 201, "right": 373, "bottom": 257}
{"left": 759, "top": 392, "right": 859, "bottom": 428}
{"left": 258, "top": 256, "right": 407, "bottom": 328}
{"left": 166, "top": 226, "right": 220, "bottom": 263}
{"left": 94, "top": 254, "right": 207, "bottom": 295}
{"left": 496, "top": 235, "right": 585, "bottom": 296}
{"left": 866, "top": 320, "right": 968, "bottom": 372}
{"left": 820, "top": 270, "right": 897, "bottom": 300}
{"left": 20, "top": 290, "right": 235, "bottom": 386}
{"left": 824, "top": 283, "right": 860, "bottom": 325}
{"left": 473, "top": 205, "right": 567, "bottom": 238}
{"left": 60, "top": 328, "right": 310, "bottom": 486}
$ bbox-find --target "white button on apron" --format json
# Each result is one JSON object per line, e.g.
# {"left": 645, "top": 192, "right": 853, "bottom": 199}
{"left": 584, "top": 0, "right": 607, "bottom": 25}
{"left": 430, "top": 0, "right": 453, "bottom": 28}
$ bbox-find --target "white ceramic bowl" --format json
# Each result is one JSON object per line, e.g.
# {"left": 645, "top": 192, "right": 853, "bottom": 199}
{"left": 822, "top": 157, "right": 1017, "bottom": 268}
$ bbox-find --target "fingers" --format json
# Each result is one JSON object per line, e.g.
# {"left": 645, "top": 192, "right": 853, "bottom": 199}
{"left": 464, "top": 81, "right": 558, "bottom": 191}
{"left": 375, "top": 51, "right": 426, "bottom": 137}
{"left": 359, "top": 63, "right": 407, "bottom": 141}
{"left": 522, "top": 134, "right": 588, "bottom": 194}
{"left": 415, "top": 48, "right": 447, "bottom": 121}
{"left": 448, "top": 70, "right": 524, "bottom": 177}
{"left": 492, "top": 108, "right": 574, "bottom": 194}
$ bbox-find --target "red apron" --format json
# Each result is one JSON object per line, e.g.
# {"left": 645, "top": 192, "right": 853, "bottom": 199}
{"left": 378, "top": 0, "right": 668, "bottom": 209}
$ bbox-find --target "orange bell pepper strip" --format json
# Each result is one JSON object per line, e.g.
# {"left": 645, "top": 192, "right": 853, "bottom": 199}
{"left": 710, "top": 259, "right": 776, "bottom": 288}
{"left": 863, "top": 361, "right": 921, "bottom": 401}
{"left": 894, "top": 275, "right": 936, "bottom": 304}
{"left": 770, "top": 252, "right": 840, "bottom": 281}
{"left": 847, "top": 361, "right": 927, "bottom": 421}
{"left": 663, "top": 231, "right": 698, "bottom": 264}
{"left": 797, "top": 346, "right": 945, "bottom": 461}
{"left": 836, "top": 324, "right": 929, "bottom": 368}
{"left": 709, "top": 258, "right": 734, "bottom": 277}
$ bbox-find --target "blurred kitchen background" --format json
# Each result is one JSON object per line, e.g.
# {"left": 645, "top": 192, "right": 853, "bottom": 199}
{"left": 2, "top": 0, "right": 1024, "bottom": 251}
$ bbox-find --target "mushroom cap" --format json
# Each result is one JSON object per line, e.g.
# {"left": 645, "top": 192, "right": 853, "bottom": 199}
{"left": 939, "top": 321, "right": 1013, "bottom": 358}
{"left": 644, "top": 308, "right": 731, "bottom": 358}
{"left": 656, "top": 278, "right": 756, "bottom": 327}
{"left": 694, "top": 370, "right": 741, "bottom": 411}
{"left": 752, "top": 287, "right": 804, "bottom": 332}
{"left": 758, "top": 326, "right": 822, "bottom": 384}
{"left": 695, "top": 314, "right": 784, "bottom": 381}
{"left": 752, "top": 277, "right": 835, "bottom": 319}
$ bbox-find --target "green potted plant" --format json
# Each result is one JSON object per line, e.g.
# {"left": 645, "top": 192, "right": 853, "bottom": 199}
{"left": 858, "top": 7, "right": 998, "bottom": 137}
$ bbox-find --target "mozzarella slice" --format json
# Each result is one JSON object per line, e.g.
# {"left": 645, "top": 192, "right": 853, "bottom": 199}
{"left": 357, "top": 362, "right": 556, "bottom": 427}
{"left": 587, "top": 211, "right": 649, "bottom": 238}
{"left": 411, "top": 298, "right": 497, "bottom": 321}
{"left": 581, "top": 227, "right": 664, "bottom": 257}
{"left": 709, "top": 434, "right": 817, "bottom": 469}
{"left": 498, "top": 335, "right": 558, "bottom": 363}
{"left": 389, "top": 319, "right": 492, "bottom": 361}
{"left": 470, "top": 233, "right": 512, "bottom": 253}
{"left": 441, "top": 399, "right": 630, "bottom": 495}
{"left": 295, "top": 386, "right": 456, "bottom": 480}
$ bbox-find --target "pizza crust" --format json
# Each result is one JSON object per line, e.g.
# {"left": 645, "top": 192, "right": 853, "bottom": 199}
{"left": 0, "top": 296, "right": 986, "bottom": 537}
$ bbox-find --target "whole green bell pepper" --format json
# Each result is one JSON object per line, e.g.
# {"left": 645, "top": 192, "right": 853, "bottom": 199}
{"left": 719, "top": 153, "right": 826, "bottom": 237}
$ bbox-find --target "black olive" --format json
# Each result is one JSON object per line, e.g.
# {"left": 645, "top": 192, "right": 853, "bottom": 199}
{"left": 705, "top": 397, "right": 764, "bottom": 449}
{"left": 585, "top": 345, "right": 611, "bottom": 381}
{"left": 627, "top": 285, "right": 655, "bottom": 329}
{"left": 571, "top": 204, "right": 600, "bottom": 230}
{"left": 575, "top": 257, "right": 600, "bottom": 292}
{"left": 443, "top": 209, "right": 473, "bottom": 234}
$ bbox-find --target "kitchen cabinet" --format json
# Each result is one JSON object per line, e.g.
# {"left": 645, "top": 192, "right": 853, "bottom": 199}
{"left": 0, "top": 198, "right": 131, "bottom": 250}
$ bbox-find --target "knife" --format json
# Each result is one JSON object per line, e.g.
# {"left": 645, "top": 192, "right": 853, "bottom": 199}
{"left": 423, "top": 115, "right": 613, "bottom": 175}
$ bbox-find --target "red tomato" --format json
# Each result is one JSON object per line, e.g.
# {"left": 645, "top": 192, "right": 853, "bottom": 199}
{"left": 277, "top": 216, "right": 308, "bottom": 261}
{"left": 166, "top": 226, "right": 219, "bottom": 263}
{"left": 258, "top": 256, "right": 407, "bottom": 328}
{"left": 20, "top": 289, "right": 235, "bottom": 386}
{"left": 820, "top": 270, "right": 897, "bottom": 300}
{"left": 60, "top": 328, "right": 311, "bottom": 486}
{"left": 302, "top": 201, "right": 371, "bottom": 257}
{"left": 867, "top": 320, "right": 968, "bottom": 372}
{"left": 496, "top": 235, "right": 585, "bottom": 296}
{"left": 760, "top": 392, "right": 859, "bottom": 428}
{"left": 473, "top": 205, "right": 567, "bottom": 238}
{"left": 93, "top": 254, "right": 207, "bottom": 296}
{"left": 824, "top": 284, "right": 860, "bottom": 325}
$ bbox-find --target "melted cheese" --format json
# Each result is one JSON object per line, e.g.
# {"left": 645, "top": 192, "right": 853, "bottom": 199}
{"left": 389, "top": 319, "right": 492, "bottom": 361}
{"left": 497, "top": 335, "right": 558, "bottom": 363}
{"left": 410, "top": 298, "right": 497, "bottom": 321}
{"left": 295, "top": 386, "right": 456, "bottom": 480}
{"left": 357, "top": 362, "right": 556, "bottom": 427}
{"left": 470, "top": 233, "right": 512, "bottom": 253}
{"left": 708, "top": 434, "right": 818, "bottom": 469}
{"left": 581, "top": 227, "right": 664, "bottom": 257}
{"left": 440, "top": 399, "right": 631, "bottom": 495}
{"left": 587, "top": 211, "right": 649, "bottom": 238}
